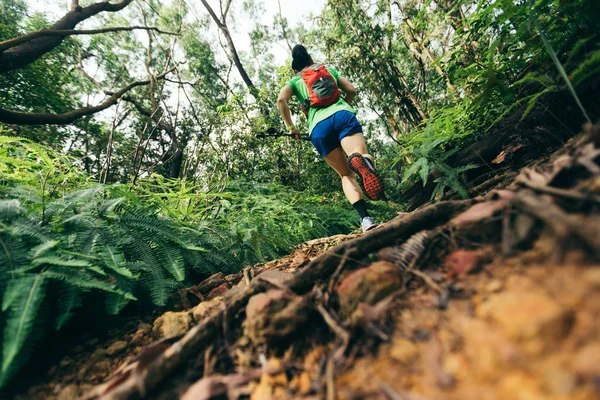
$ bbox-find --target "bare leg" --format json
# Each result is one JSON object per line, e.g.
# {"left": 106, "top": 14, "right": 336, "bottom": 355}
{"left": 323, "top": 147, "right": 363, "bottom": 204}
{"left": 341, "top": 132, "right": 385, "bottom": 201}
{"left": 340, "top": 133, "right": 374, "bottom": 164}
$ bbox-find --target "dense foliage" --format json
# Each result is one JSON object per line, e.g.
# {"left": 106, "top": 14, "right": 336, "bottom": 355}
{"left": 0, "top": 134, "right": 384, "bottom": 385}
{"left": 0, "top": 0, "right": 598, "bottom": 388}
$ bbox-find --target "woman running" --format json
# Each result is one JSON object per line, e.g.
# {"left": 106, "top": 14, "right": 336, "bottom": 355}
{"left": 277, "top": 44, "right": 384, "bottom": 232}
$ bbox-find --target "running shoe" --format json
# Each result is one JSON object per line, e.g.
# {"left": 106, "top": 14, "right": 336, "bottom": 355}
{"left": 361, "top": 216, "right": 378, "bottom": 232}
{"left": 347, "top": 153, "right": 385, "bottom": 201}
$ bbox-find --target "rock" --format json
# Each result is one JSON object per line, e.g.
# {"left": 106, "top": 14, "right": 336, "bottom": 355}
{"left": 244, "top": 289, "right": 312, "bottom": 346}
{"left": 572, "top": 343, "right": 600, "bottom": 379}
{"left": 153, "top": 311, "right": 192, "bottom": 338}
{"left": 206, "top": 283, "right": 229, "bottom": 300}
{"left": 445, "top": 250, "right": 482, "bottom": 280}
{"left": 192, "top": 296, "right": 223, "bottom": 322}
{"left": 390, "top": 337, "right": 419, "bottom": 365}
{"left": 336, "top": 261, "right": 402, "bottom": 319}
{"left": 477, "top": 289, "right": 574, "bottom": 354}
{"left": 56, "top": 384, "right": 80, "bottom": 400}
{"left": 106, "top": 340, "right": 128, "bottom": 356}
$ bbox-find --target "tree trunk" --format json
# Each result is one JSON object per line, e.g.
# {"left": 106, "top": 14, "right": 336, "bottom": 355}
{"left": 169, "top": 147, "right": 184, "bottom": 179}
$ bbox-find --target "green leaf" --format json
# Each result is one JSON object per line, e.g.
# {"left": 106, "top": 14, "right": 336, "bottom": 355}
{"left": 30, "top": 256, "right": 90, "bottom": 268}
{"left": 29, "top": 240, "right": 59, "bottom": 259}
{"left": 55, "top": 285, "right": 82, "bottom": 330}
{"left": 101, "top": 247, "right": 134, "bottom": 278}
{"left": 0, "top": 274, "right": 47, "bottom": 387}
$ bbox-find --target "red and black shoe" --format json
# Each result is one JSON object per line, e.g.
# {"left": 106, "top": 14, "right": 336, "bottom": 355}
{"left": 347, "top": 153, "right": 385, "bottom": 201}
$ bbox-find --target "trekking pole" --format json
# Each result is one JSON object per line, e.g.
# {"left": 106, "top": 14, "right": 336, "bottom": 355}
{"left": 257, "top": 128, "right": 311, "bottom": 141}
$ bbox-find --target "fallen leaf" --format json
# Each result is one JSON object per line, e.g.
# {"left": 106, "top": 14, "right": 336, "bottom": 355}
{"left": 452, "top": 199, "right": 510, "bottom": 226}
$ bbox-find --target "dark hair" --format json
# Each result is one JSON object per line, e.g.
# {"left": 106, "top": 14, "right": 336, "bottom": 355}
{"left": 291, "top": 44, "right": 312, "bottom": 71}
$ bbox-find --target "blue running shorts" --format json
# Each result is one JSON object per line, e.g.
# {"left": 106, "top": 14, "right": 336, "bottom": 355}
{"left": 310, "top": 110, "right": 363, "bottom": 157}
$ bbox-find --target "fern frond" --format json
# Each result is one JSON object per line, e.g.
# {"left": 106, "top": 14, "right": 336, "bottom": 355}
{"left": 105, "top": 291, "right": 132, "bottom": 315}
{"left": 0, "top": 200, "right": 23, "bottom": 220}
{"left": 29, "top": 240, "right": 59, "bottom": 259}
{"left": 0, "top": 274, "right": 47, "bottom": 388}
{"left": 43, "top": 266, "right": 128, "bottom": 296}
{"left": 100, "top": 246, "right": 135, "bottom": 278}
{"left": 54, "top": 284, "right": 82, "bottom": 330}
{"left": 155, "top": 246, "right": 185, "bottom": 281}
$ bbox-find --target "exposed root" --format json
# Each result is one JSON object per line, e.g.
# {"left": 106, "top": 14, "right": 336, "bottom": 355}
{"left": 71, "top": 129, "right": 600, "bottom": 400}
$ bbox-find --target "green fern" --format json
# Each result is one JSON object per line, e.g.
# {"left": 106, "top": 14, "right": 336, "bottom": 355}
{"left": 0, "top": 274, "right": 47, "bottom": 387}
{"left": 54, "top": 285, "right": 82, "bottom": 330}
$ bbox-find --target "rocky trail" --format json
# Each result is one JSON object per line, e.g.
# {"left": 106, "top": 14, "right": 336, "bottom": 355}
{"left": 11, "top": 126, "right": 600, "bottom": 400}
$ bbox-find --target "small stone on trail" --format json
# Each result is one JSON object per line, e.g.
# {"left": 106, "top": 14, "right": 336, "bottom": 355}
{"left": 244, "top": 289, "right": 312, "bottom": 346}
{"left": 153, "top": 311, "right": 192, "bottom": 338}
{"left": 105, "top": 340, "right": 128, "bottom": 356}
{"left": 336, "top": 261, "right": 402, "bottom": 319}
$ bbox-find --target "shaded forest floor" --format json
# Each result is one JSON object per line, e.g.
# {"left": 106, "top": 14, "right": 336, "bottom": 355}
{"left": 9, "top": 126, "right": 600, "bottom": 400}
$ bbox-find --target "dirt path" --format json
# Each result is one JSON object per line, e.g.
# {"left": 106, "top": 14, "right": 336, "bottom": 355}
{"left": 13, "top": 128, "right": 600, "bottom": 400}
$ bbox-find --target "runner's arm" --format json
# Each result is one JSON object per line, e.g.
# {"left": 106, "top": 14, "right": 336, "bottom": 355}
{"left": 338, "top": 77, "right": 357, "bottom": 105}
{"left": 277, "top": 85, "right": 301, "bottom": 139}
{"left": 277, "top": 85, "right": 294, "bottom": 129}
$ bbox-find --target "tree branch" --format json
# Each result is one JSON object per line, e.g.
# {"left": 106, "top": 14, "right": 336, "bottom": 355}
{"left": 277, "top": 0, "right": 293, "bottom": 52}
{"left": 0, "top": 26, "right": 179, "bottom": 53}
{"left": 0, "top": 0, "right": 134, "bottom": 72}
{"left": 0, "top": 67, "right": 175, "bottom": 125}
{"left": 200, "top": 0, "right": 225, "bottom": 29}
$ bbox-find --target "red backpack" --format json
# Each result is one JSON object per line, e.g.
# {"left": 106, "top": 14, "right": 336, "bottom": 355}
{"left": 300, "top": 64, "right": 340, "bottom": 116}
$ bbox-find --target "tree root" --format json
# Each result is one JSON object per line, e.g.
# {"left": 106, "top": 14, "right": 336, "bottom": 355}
{"left": 513, "top": 190, "right": 600, "bottom": 258}
{"left": 87, "top": 199, "right": 473, "bottom": 399}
